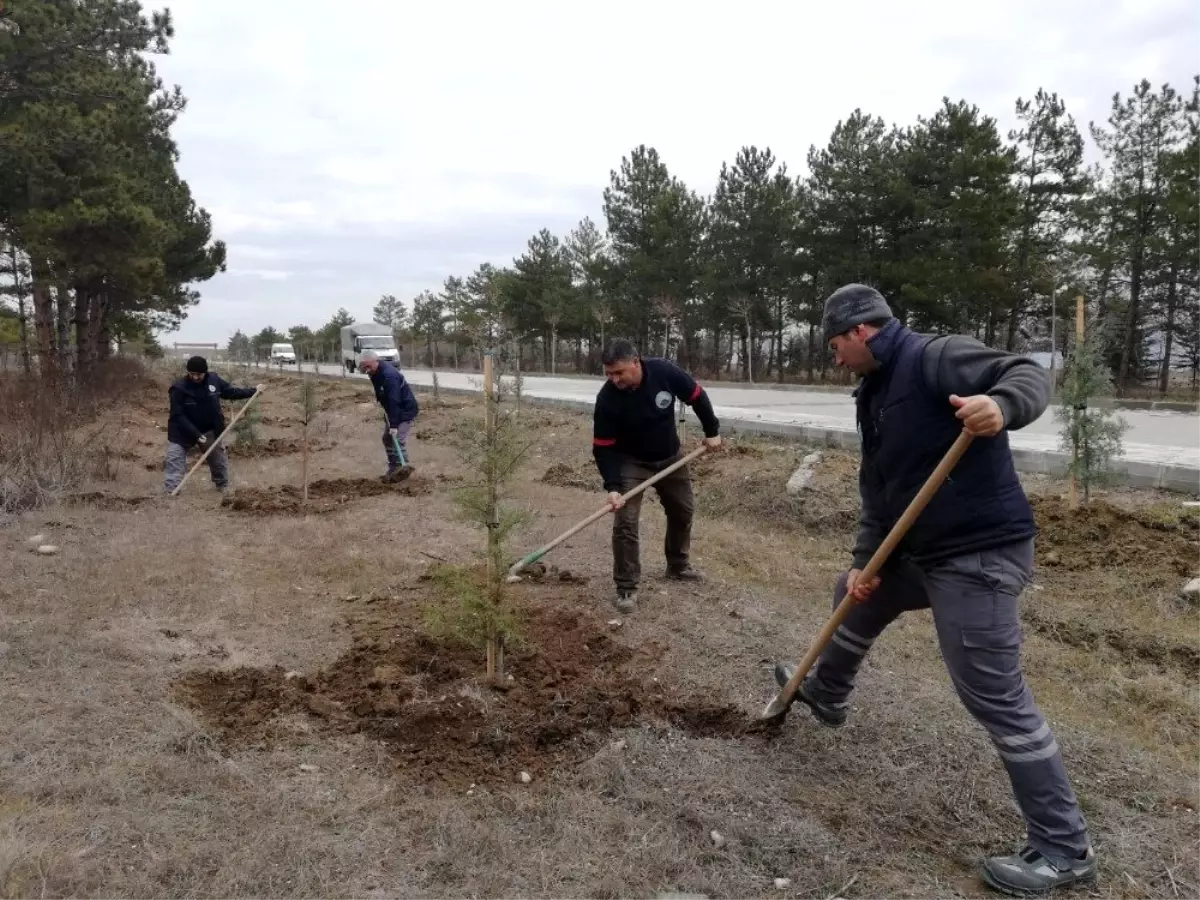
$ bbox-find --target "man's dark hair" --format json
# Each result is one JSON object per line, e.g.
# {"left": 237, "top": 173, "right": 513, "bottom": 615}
{"left": 601, "top": 339, "right": 639, "bottom": 366}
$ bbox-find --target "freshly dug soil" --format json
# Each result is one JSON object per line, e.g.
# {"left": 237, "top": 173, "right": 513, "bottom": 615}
{"left": 66, "top": 491, "right": 156, "bottom": 509}
{"left": 220, "top": 476, "right": 432, "bottom": 515}
{"left": 540, "top": 463, "right": 595, "bottom": 491}
{"left": 173, "top": 597, "right": 751, "bottom": 787}
{"left": 226, "top": 437, "right": 331, "bottom": 459}
{"left": 1032, "top": 496, "right": 1199, "bottom": 577}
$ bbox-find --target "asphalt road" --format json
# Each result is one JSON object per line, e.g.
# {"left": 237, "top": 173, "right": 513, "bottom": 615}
{"left": 283, "top": 363, "right": 1200, "bottom": 472}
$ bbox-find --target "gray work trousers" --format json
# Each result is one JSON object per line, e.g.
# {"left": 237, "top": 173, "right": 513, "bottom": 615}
{"left": 382, "top": 420, "right": 413, "bottom": 469}
{"left": 807, "top": 539, "right": 1090, "bottom": 861}
{"left": 163, "top": 433, "right": 228, "bottom": 493}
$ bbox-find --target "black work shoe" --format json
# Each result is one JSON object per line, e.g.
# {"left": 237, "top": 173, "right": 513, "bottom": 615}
{"left": 772, "top": 663, "right": 848, "bottom": 727}
{"left": 981, "top": 844, "right": 1097, "bottom": 896}
{"left": 611, "top": 590, "right": 637, "bottom": 614}
{"left": 666, "top": 564, "right": 703, "bottom": 581}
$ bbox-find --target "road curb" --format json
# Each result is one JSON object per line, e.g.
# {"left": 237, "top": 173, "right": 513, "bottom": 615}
{"left": 262, "top": 366, "right": 1200, "bottom": 495}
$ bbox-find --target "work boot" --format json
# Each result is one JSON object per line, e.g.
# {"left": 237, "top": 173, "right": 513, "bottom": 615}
{"left": 772, "top": 663, "right": 848, "bottom": 727}
{"left": 981, "top": 844, "right": 1097, "bottom": 896}
{"left": 611, "top": 589, "right": 637, "bottom": 614}
{"left": 666, "top": 564, "right": 703, "bottom": 581}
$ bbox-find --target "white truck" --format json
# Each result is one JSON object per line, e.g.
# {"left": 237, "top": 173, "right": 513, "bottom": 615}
{"left": 269, "top": 342, "right": 297, "bottom": 365}
{"left": 341, "top": 321, "right": 401, "bottom": 372}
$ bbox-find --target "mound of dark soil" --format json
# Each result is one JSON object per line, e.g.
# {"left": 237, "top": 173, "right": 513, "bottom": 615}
{"left": 540, "top": 462, "right": 595, "bottom": 490}
{"left": 66, "top": 491, "right": 155, "bottom": 509}
{"left": 1032, "top": 497, "right": 1198, "bottom": 577}
{"left": 173, "top": 599, "right": 750, "bottom": 786}
{"left": 220, "top": 476, "right": 432, "bottom": 515}
{"left": 226, "top": 438, "right": 331, "bottom": 459}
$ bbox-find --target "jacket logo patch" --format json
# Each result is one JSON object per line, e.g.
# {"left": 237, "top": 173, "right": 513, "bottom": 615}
{"left": 655, "top": 390, "right": 672, "bottom": 409}
{"left": 208, "top": 384, "right": 216, "bottom": 392}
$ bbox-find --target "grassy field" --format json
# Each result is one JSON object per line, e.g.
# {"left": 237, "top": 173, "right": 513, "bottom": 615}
{"left": 0, "top": 368, "right": 1196, "bottom": 899}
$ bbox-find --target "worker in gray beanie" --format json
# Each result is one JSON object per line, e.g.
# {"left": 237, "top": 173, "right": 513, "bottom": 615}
{"left": 821, "top": 283, "right": 894, "bottom": 341}
{"left": 775, "top": 283, "right": 1093, "bottom": 896}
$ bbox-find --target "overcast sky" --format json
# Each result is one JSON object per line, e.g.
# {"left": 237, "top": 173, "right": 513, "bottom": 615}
{"left": 153, "top": 0, "right": 1199, "bottom": 346}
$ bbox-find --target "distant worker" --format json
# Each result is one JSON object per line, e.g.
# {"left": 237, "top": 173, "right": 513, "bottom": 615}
{"left": 592, "top": 339, "right": 722, "bottom": 614}
{"left": 359, "top": 350, "right": 419, "bottom": 481}
{"left": 773, "top": 284, "right": 1095, "bottom": 896}
{"left": 164, "top": 356, "right": 261, "bottom": 494}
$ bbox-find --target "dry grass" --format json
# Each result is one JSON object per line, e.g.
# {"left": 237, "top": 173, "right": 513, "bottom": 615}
{"left": 0, "top": 369, "right": 1195, "bottom": 898}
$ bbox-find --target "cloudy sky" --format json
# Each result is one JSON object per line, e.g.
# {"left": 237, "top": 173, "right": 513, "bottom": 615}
{"left": 153, "top": 0, "right": 1198, "bottom": 345}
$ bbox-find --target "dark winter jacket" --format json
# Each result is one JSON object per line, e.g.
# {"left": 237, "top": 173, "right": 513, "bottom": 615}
{"left": 592, "top": 357, "right": 720, "bottom": 492}
{"left": 167, "top": 374, "right": 257, "bottom": 447}
{"left": 369, "top": 360, "right": 419, "bottom": 427}
{"left": 851, "top": 319, "right": 1050, "bottom": 568}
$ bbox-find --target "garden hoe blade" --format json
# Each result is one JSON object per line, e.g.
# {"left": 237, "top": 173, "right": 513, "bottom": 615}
{"left": 759, "top": 430, "right": 975, "bottom": 725}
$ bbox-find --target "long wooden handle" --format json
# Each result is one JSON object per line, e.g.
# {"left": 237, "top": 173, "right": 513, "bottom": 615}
{"left": 170, "top": 388, "right": 264, "bottom": 497}
{"left": 507, "top": 443, "right": 709, "bottom": 577}
{"left": 775, "top": 430, "right": 974, "bottom": 707}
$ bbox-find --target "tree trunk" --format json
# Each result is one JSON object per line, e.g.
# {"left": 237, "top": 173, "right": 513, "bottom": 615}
{"left": 74, "top": 285, "right": 90, "bottom": 373}
{"left": 55, "top": 282, "right": 72, "bottom": 369}
{"left": 807, "top": 324, "right": 816, "bottom": 382}
{"left": 1117, "top": 244, "right": 1146, "bottom": 390}
{"left": 11, "top": 244, "right": 31, "bottom": 375}
{"left": 96, "top": 296, "right": 112, "bottom": 360}
{"left": 31, "top": 260, "right": 55, "bottom": 378}
{"left": 1158, "top": 265, "right": 1179, "bottom": 395}
{"left": 550, "top": 324, "right": 558, "bottom": 375}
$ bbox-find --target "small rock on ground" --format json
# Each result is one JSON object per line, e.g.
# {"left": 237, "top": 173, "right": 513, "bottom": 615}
{"left": 1181, "top": 576, "right": 1200, "bottom": 603}
{"left": 785, "top": 451, "right": 822, "bottom": 495}
{"left": 27, "top": 534, "right": 45, "bottom": 544}
{"left": 518, "top": 771, "right": 532, "bottom": 784}
{"left": 709, "top": 829, "right": 725, "bottom": 848}
{"left": 298, "top": 763, "right": 319, "bottom": 773}
{"left": 773, "top": 878, "right": 791, "bottom": 889}
{"left": 36, "top": 545, "right": 59, "bottom": 556}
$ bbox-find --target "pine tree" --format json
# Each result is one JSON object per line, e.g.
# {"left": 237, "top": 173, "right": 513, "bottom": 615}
{"left": 424, "top": 353, "right": 534, "bottom": 682}
{"left": 1006, "top": 89, "right": 1089, "bottom": 350}
{"left": 1057, "top": 298, "right": 1129, "bottom": 504}
{"left": 1089, "top": 80, "right": 1188, "bottom": 389}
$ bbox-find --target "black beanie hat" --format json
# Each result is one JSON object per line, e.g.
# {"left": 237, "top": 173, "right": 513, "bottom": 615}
{"left": 821, "top": 284, "right": 894, "bottom": 341}
{"left": 186, "top": 355, "right": 208, "bottom": 374}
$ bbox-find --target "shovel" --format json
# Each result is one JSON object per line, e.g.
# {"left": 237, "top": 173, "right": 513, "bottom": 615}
{"left": 170, "top": 387, "right": 264, "bottom": 498}
{"left": 381, "top": 411, "right": 414, "bottom": 483}
{"left": 760, "top": 430, "right": 975, "bottom": 723}
{"left": 505, "top": 443, "right": 709, "bottom": 583}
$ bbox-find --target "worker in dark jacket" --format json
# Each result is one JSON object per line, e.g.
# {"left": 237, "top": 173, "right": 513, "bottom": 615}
{"left": 773, "top": 284, "right": 1095, "bottom": 897}
{"left": 359, "top": 351, "right": 419, "bottom": 479}
{"left": 592, "top": 339, "right": 722, "bottom": 614}
{"left": 164, "top": 356, "right": 261, "bottom": 494}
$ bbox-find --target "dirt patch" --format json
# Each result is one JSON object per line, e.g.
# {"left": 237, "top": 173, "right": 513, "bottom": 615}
{"left": 66, "top": 491, "right": 156, "bottom": 509}
{"left": 226, "top": 437, "right": 332, "bottom": 459}
{"left": 1023, "top": 606, "right": 1199, "bottom": 672}
{"left": 1032, "top": 496, "right": 1199, "bottom": 577}
{"left": 508, "top": 562, "right": 589, "bottom": 583}
{"left": 540, "top": 462, "right": 595, "bottom": 490}
{"left": 173, "top": 600, "right": 751, "bottom": 787}
{"left": 696, "top": 449, "right": 860, "bottom": 534}
{"left": 220, "top": 476, "right": 432, "bottom": 515}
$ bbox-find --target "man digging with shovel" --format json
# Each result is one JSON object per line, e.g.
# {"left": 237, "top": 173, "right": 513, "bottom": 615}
{"left": 772, "top": 285, "right": 1096, "bottom": 896}
{"left": 359, "top": 350, "right": 419, "bottom": 482}
{"left": 592, "top": 339, "right": 722, "bottom": 614}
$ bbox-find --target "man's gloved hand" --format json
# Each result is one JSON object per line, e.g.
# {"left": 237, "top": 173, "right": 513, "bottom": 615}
{"left": 196, "top": 434, "right": 207, "bottom": 446}
{"left": 389, "top": 427, "right": 399, "bottom": 438}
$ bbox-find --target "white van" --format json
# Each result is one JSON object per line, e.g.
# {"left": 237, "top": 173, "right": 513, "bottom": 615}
{"left": 270, "top": 342, "right": 297, "bottom": 365}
